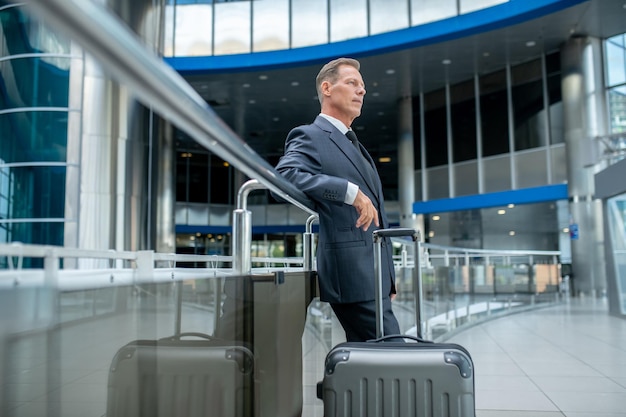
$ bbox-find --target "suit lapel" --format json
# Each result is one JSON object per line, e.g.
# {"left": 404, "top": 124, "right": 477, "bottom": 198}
{"left": 314, "top": 117, "right": 382, "bottom": 205}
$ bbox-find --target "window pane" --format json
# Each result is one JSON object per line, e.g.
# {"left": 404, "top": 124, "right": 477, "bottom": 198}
{"left": 210, "top": 156, "right": 232, "bottom": 204}
{"left": 169, "top": 4, "right": 213, "bottom": 57}
{"left": 411, "top": 0, "right": 456, "bottom": 26}
{"left": 550, "top": 144, "right": 567, "bottom": 184}
{"left": 424, "top": 89, "right": 448, "bottom": 167}
{"left": 451, "top": 79, "right": 477, "bottom": 162}
{"left": 412, "top": 96, "right": 423, "bottom": 170}
{"left": 460, "top": 0, "right": 508, "bottom": 14}
{"left": 480, "top": 69, "right": 509, "bottom": 156}
{"left": 0, "top": 58, "right": 70, "bottom": 109}
{"left": 253, "top": 0, "right": 289, "bottom": 52}
{"left": 454, "top": 161, "right": 478, "bottom": 196}
{"left": 483, "top": 154, "right": 510, "bottom": 192}
{"left": 1, "top": 221, "right": 64, "bottom": 245}
{"left": 0, "top": 111, "right": 68, "bottom": 163}
{"left": 188, "top": 153, "right": 209, "bottom": 203}
{"left": 370, "top": 0, "right": 408, "bottom": 35}
{"left": 606, "top": 36, "right": 626, "bottom": 87}
{"left": 330, "top": 0, "right": 367, "bottom": 42}
{"left": 609, "top": 85, "right": 626, "bottom": 133}
{"left": 512, "top": 59, "right": 546, "bottom": 150}
{"left": 515, "top": 149, "right": 547, "bottom": 188}
{"left": 214, "top": 1, "right": 250, "bottom": 55}
{"left": 0, "top": 165, "right": 66, "bottom": 220}
{"left": 291, "top": 0, "right": 328, "bottom": 47}
{"left": 547, "top": 74, "right": 564, "bottom": 144}
{"left": 427, "top": 165, "right": 449, "bottom": 199}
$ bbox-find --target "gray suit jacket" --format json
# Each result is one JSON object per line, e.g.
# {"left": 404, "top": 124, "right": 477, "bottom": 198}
{"left": 275, "top": 116, "right": 395, "bottom": 304}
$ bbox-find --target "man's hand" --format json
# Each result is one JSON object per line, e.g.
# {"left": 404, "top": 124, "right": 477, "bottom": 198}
{"left": 353, "top": 190, "right": 379, "bottom": 231}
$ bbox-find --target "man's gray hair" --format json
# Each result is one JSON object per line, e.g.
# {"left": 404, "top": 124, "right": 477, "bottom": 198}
{"left": 315, "top": 57, "right": 360, "bottom": 104}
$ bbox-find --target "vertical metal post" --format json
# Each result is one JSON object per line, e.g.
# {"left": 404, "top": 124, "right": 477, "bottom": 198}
{"left": 414, "top": 235, "right": 424, "bottom": 339}
{"left": 303, "top": 215, "right": 318, "bottom": 271}
{"left": 373, "top": 233, "right": 384, "bottom": 338}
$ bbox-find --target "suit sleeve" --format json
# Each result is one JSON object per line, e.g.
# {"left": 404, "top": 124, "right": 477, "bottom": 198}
{"left": 275, "top": 127, "right": 349, "bottom": 206}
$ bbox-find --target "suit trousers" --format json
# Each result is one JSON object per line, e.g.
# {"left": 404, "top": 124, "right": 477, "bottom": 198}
{"left": 330, "top": 297, "right": 401, "bottom": 342}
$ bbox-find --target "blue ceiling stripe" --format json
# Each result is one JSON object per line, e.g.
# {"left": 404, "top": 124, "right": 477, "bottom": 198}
{"left": 165, "top": 0, "right": 587, "bottom": 74}
{"left": 412, "top": 184, "right": 569, "bottom": 215}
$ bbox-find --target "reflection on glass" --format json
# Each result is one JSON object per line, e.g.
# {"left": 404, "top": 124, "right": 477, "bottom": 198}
{"left": 214, "top": 1, "right": 251, "bottom": 55}
{"left": 370, "top": 0, "right": 409, "bottom": 35}
{"left": 411, "top": 0, "right": 456, "bottom": 26}
{"left": 330, "top": 0, "right": 368, "bottom": 42}
{"left": 291, "top": 0, "right": 328, "bottom": 47}
{"left": 253, "top": 0, "right": 289, "bottom": 52}
{"left": 167, "top": 4, "right": 213, "bottom": 57}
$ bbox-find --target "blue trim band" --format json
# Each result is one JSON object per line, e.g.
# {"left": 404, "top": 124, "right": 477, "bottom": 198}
{"left": 165, "top": 0, "right": 587, "bottom": 74}
{"left": 413, "top": 184, "right": 569, "bottom": 215}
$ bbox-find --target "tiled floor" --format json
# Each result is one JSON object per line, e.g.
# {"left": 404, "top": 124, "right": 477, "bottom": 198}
{"left": 446, "top": 297, "right": 626, "bottom": 417}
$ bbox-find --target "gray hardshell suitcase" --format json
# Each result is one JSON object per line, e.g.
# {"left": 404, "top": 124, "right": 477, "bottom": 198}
{"left": 319, "top": 228, "right": 476, "bottom": 417}
{"left": 106, "top": 332, "right": 255, "bottom": 417}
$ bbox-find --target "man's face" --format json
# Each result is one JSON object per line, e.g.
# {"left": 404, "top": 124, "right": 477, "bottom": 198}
{"left": 324, "top": 64, "right": 366, "bottom": 123}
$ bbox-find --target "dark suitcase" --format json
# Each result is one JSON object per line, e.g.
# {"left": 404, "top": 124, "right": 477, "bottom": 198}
{"left": 106, "top": 332, "right": 255, "bottom": 417}
{"left": 319, "top": 228, "right": 476, "bottom": 417}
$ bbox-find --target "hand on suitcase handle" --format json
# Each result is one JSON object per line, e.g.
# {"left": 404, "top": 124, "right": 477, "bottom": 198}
{"left": 373, "top": 228, "right": 420, "bottom": 241}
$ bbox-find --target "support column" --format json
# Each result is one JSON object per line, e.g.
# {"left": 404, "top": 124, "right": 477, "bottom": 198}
{"left": 397, "top": 96, "right": 423, "bottom": 235}
{"left": 560, "top": 36, "right": 607, "bottom": 297}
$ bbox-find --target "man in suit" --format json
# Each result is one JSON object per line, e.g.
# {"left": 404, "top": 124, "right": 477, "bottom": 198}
{"left": 275, "top": 57, "right": 401, "bottom": 342}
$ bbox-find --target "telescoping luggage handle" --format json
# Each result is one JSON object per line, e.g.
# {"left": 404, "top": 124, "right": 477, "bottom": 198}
{"left": 372, "top": 228, "right": 423, "bottom": 340}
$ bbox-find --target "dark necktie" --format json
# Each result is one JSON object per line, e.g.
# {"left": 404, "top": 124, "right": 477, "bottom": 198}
{"left": 345, "top": 130, "right": 360, "bottom": 150}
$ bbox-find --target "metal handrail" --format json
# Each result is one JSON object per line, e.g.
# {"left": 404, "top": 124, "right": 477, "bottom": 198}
{"left": 21, "top": 0, "right": 315, "bottom": 215}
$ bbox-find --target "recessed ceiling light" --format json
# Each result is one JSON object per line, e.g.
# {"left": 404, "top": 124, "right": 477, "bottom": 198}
{"left": 378, "top": 157, "right": 391, "bottom": 163}
{"left": 498, "top": 209, "right": 506, "bottom": 215}
{"left": 428, "top": 231, "right": 435, "bottom": 238}
{"left": 442, "top": 59, "right": 452, "bottom": 65}
{"left": 526, "top": 40, "right": 536, "bottom": 47}
{"left": 509, "top": 231, "right": 516, "bottom": 236}
{"left": 563, "top": 227, "right": 570, "bottom": 233}
{"left": 259, "top": 75, "right": 268, "bottom": 80}
{"left": 385, "top": 69, "right": 395, "bottom": 75}
{"left": 272, "top": 117, "right": 280, "bottom": 122}
{"left": 432, "top": 215, "right": 440, "bottom": 221}
{"left": 291, "top": 81, "right": 299, "bottom": 86}
{"left": 508, "top": 204, "right": 515, "bottom": 208}
{"left": 377, "top": 112, "right": 384, "bottom": 116}
{"left": 248, "top": 99, "right": 256, "bottom": 104}
{"left": 483, "top": 52, "right": 490, "bottom": 57}
{"left": 242, "top": 83, "right": 250, "bottom": 88}
{"left": 281, "top": 97, "right": 287, "bottom": 102}
{"left": 372, "top": 92, "right": 380, "bottom": 97}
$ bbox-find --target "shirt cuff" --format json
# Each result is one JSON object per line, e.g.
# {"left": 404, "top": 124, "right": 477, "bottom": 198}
{"left": 345, "top": 182, "right": 358, "bottom": 205}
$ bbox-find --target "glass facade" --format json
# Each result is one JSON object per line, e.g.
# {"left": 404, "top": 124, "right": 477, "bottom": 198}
{"left": 164, "top": 0, "right": 510, "bottom": 56}
{"left": 0, "top": 4, "right": 72, "bottom": 245}
{"left": 606, "top": 34, "right": 626, "bottom": 134}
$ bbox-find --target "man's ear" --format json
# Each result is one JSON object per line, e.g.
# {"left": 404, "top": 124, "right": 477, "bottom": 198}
{"left": 321, "top": 80, "right": 332, "bottom": 96}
